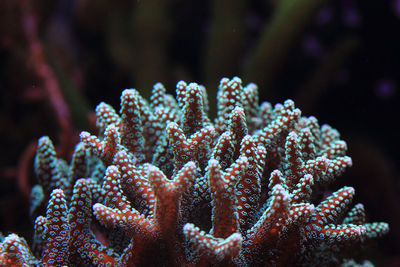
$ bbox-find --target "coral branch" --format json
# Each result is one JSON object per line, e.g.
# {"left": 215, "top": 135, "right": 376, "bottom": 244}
{"left": 1, "top": 77, "right": 388, "bottom": 266}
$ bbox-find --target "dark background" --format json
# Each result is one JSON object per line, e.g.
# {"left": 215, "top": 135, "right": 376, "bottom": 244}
{"left": 0, "top": 0, "right": 399, "bottom": 265}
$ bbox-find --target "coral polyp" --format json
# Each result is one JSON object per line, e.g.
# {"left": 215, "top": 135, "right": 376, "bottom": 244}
{"left": 0, "top": 77, "right": 388, "bottom": 266}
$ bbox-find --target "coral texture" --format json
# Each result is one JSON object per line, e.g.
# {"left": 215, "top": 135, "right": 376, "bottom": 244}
{"left": 0, "top": 77, "right": 388, "bottom": 266}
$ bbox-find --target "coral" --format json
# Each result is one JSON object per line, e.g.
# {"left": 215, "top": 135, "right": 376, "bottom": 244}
{"left": 0, "top": 77, "right": 388, "bottom": 266}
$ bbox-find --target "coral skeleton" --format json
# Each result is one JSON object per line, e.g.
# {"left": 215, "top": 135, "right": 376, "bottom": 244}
{"left": 0, "top": 77, "right": 388, "bottom": 266}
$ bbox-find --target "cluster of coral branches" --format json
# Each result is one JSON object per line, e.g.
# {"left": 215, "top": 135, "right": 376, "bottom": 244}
{"left": 0, "top": 77, "right": 388, "bottom": 266}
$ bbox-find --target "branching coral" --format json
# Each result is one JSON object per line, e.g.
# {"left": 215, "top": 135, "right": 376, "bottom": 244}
{"left": 0, "top": 77, "right": 388, "bottom": 266}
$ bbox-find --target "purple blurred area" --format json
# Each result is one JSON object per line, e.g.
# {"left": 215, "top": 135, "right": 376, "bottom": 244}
{"left": 376, "top": 79, "right": 397, "bottom": 99}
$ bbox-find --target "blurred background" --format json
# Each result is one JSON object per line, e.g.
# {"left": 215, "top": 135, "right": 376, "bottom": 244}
{"left": 0, "top": 0, "right": 399, "bottom": 265}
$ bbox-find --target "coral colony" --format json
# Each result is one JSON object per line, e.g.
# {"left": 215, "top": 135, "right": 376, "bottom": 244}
{"left": 0, "top": 77, "right": 388, "bottom": 266}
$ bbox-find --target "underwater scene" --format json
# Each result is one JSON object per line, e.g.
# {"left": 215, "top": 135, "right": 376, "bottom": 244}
{"left": 0, "top": 0, "right": 399, "bottom": 266}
